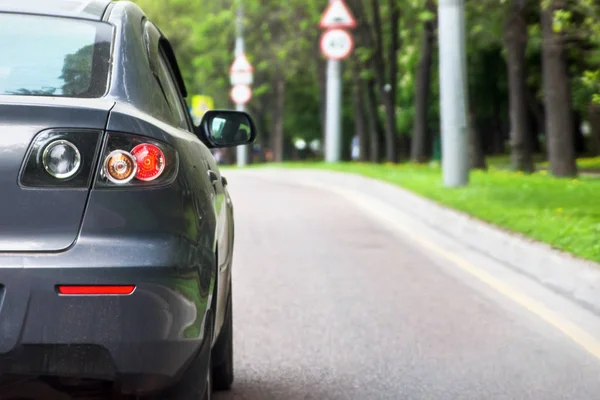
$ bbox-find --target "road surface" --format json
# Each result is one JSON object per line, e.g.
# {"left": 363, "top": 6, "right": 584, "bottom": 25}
{"left": 215, "top": 169, "right": 600, "bottom": 400}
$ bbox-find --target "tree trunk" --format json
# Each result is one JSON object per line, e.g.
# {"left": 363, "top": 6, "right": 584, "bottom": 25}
{"left": 525, "top": 87, "right": 544, "bottom": 153}
{"left": 352, "top": 61, "right": 369, "bottom": 161}
{"left": 468, "top": 109, "right": 487, "bottom": 169}
{"left": 410, "top": 5, "right": 435, "bottom": 163}
{"left": 271, "top": 73, "right": 285, "bottom": 162}
{"left": 368, "top": 0, "right": 398, "bottom": 163}
{"left": 366, "top": 78, "right": 381, "bottom": 163}
{"left": 381, "top": 93, "right": 397, "bottom": 163}
{"left": 386, "top": 0, "right": 401, "bottom": 161}
{"left": 349, "top": 0, "right": 386, "bottom": 163}
{"left": 504, "top": 1, "right": 534, "bottom": 172}
{"left": 588, "top": 103, "right": 600, "bottom": 156}
{"left": 317, "top": 53, "right": 327, "bottom": 156}
{"left": 541, "top": 1, "right": 577, "bottom": 177}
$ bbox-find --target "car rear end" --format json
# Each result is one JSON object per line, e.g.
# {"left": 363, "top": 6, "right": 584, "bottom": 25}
{"left": 0, "top": 10, "right": 212, "bottom": 396}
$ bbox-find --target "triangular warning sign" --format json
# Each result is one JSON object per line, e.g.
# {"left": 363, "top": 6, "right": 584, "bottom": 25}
{"left": 320, "top": 0, "right": 357, "bottom": 29}
{"left": 230, "top": 53, "right": 253, "bottom": 73}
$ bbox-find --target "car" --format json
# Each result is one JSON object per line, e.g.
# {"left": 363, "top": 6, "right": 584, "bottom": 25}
{"left": 0, "top": 1, "right": 255, "bottom": 399}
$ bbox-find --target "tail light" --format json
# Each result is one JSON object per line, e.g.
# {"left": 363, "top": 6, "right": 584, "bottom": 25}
{"left": 131, "top": 143, "right": 166, "bottom": 181}
{"left": 42, "top": 140, "right": 82, "bottom": 179}
{"left": 96, "top": 132, "right": 178, "bottom": 188}
{"left": 57, "top": 285, "right": 136, "bottom": 295}
{"left": 21, "top": 129, "right": 103, "bottom": 188}
{"left": 21, "top": 130, "right": 178, "bottom": 188}
{"left": 104, "top": 150, "right": 137, "bottom": 184}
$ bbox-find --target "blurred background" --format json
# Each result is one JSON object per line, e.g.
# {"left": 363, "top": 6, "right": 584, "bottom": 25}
{"left": 131, "top": 0, "right": 600, "bottom": 171}
{"left": 130, "top": 0, "right": 599, "bottom": 265}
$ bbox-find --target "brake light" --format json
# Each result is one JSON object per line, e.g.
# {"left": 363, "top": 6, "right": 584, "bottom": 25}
{"left": 131, "top": 143, "right": 165, "bottom": 181}
{"left": 96, "top": 133, "right": 178, "bottom": 188}
{"left": 58, "top": 285, "right": 136, "bottom": 295}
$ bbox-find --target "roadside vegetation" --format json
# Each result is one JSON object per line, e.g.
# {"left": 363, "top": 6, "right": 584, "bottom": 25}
{"left": 134, "top": 0, "right": 600, "bottom": 263}
{"left": 132, "top": 0, "right": 600, "bottom": 176}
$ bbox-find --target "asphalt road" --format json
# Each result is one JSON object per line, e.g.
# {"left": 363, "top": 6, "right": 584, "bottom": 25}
{"left": 214, "top": 170, "right": 600, "bottom": 400}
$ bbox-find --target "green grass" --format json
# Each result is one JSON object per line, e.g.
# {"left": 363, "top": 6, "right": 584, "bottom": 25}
{"left": 578, "top": 157, "right": 600, "bottom": 170}
{"left": 238, "top": 161, "right": 600, "bottom": 264}
{"left": 487, "top": 154, "right": 600, "bottom": 173}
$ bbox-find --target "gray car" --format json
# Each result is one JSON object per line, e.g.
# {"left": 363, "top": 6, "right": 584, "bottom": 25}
{"left": 0, "top": 1, "right": 255, "bottom": 398}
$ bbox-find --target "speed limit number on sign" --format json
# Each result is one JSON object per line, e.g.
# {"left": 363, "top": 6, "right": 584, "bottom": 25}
{"left": 320, "top": 28, "right": 354, "bottom": 61}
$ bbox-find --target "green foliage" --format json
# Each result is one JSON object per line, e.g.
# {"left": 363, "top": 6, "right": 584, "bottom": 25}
{"left": 552, "top": 9, "right": 572, "bottom": 33}
{"left": 128, "top": 0, "right": 600, "bottom": 161}
{"left": 548, "top": 0, "right": 600, "bottom": 108}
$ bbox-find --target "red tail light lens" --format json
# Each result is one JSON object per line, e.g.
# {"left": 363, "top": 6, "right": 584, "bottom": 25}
{"left": 58, "top": 285, "right": 136, "bottom": 295}
{"left": 131, "top": 143, "right": 165, "bottom": 182}
{"left": 96, "top": 132, "right": 179, "bottom": 188}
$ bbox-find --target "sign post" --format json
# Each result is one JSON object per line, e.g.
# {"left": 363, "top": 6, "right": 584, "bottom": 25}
{"left": 231, "top": 2, "right": 253, "bottom": 167}
{"left": 438, "top": 0, "right": 469, "bottom": 187}
{"left": 319, "top": 0, "right": 357, "bottom": 163}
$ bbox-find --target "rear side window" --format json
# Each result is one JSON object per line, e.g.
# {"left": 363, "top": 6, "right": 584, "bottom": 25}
{"left": 0, "top": 13, "right": 113, "bottom": 98}
{"left": 156, "top": 49, "right": 190, "bottom": 131}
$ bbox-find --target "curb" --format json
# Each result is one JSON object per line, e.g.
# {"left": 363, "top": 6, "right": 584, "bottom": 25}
{"left": 248, "top": 168, "right": 600, "bottom": 315}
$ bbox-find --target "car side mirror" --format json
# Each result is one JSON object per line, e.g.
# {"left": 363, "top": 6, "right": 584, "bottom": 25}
{"left": 196, "top": 110, "right": 257, "bottom": 148}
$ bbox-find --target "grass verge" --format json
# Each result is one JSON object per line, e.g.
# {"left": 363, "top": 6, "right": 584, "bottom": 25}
{"left": 232, "top": 162, "right": 600, "bottom": 264}
{"left": 487, "top": 155, "right": 600, "bottom": 173}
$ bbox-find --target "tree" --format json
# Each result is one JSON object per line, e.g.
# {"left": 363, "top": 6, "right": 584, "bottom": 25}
{"left": 130, "top": 0, "right": 600, "bottom": 169}
{"left": 410, "top": 0, "right": 436, "bottom": 163}
{"left": 352, "top": 58, "right": 369, "bottom": 161}
{"left": 541, "top": 0, "right": 578, "bottom": 176}
{"left": 350, "top": 0, "right": 400, "bottom": 163}
{"left": 504, "top": 0, "right": 535, "bottom": 172}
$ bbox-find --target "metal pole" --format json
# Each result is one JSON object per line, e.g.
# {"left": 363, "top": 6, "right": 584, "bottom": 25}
{"left": 438, "top": 0, "right": 469, "bottom": 187}
{"left": 325, "top": 60, "right": 342, "bottom": 162}
{"left": 235, "top": 1, "right": 249, "bottom": 167}
{"left": 324, "top": 0, "right": 342, "bottom": 163}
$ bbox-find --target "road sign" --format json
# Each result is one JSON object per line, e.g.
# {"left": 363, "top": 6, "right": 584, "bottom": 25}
{"left": 319, "top": 0, "right": 357, "bottom": 30}
{"left": 231, "top": 84, "right": 252, "bottom": 105}
{"left": 231, "top": 71, "right": 253, "bottom": 86}
{"left": 230, "top": 53, "right": 254, "bottom": 86}
{"left": 320, "top": 28, "right": 354, "bottom": 60}
{"left": 190, "top": 95, "right": 214, "bottom": 120}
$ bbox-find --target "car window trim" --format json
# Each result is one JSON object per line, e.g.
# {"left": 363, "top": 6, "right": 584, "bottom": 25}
{"left": 157, "top": 43, "right": 194, "bottom": 132}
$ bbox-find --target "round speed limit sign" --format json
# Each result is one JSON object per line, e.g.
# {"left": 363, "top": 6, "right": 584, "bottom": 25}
{"left": 320, "top": 28, "right": 354, "bottom": 60}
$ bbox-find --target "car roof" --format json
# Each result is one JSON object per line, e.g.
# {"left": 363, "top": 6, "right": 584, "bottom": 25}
{"left": 0, "top": 0, "right": 112, "bottom": 21}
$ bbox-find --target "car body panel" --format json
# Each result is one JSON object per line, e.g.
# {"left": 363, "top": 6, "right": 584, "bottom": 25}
{"left": 0, "top": 96, "right": 114, "bottom": 252}
{"left": 0, "top": 233, "right": 213, "bottom": 393}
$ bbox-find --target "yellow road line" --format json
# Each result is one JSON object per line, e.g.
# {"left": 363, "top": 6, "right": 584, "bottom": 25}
{"left": 324, "top": 184, "right": 600, "bottom": 361}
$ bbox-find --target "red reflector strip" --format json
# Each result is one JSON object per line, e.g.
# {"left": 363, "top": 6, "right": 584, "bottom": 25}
{"left": 58, "top": 285, "right": 135, "bottom": 295}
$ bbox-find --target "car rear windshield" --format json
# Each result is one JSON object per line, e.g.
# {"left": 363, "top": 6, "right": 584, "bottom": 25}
{"left": 0, "top": 13, "right": 113, "bottom": 98}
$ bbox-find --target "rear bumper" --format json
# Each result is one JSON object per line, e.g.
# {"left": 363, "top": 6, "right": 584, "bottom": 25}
{"left": 0, "top": 235, "right": 214, "bottom": 394}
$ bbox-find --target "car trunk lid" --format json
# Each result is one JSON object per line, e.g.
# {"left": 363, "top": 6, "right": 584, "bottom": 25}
{"left": 0, "top": 96, "right": 114, "bottom": 252}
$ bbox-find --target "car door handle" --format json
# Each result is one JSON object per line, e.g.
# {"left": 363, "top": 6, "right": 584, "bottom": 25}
{"left": 208, "top": 170, "right": 219, "bottom": 186}
{"left": 221, "top": 176, "right": 228, "bottom": 187}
